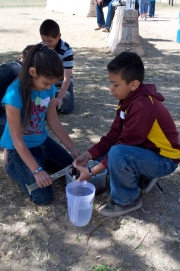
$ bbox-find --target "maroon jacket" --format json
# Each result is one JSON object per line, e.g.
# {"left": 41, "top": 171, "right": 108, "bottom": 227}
{"left": 88, "top": 83, "right": 180, "bottom": 168}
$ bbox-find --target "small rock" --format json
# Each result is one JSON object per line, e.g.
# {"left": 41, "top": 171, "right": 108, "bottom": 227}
{"left": 159, "top": 242, "right": 166, "bottom": 248}
{"left": 95, "top": 255, "right": 102, "bottom": 259}
{"left": 172, "top": 231, "right": 179, "bottom": 237}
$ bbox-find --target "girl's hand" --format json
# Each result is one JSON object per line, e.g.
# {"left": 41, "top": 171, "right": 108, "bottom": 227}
{"left": 70, "top": 148, "right": 81, "bottom": 159}
{"left": 73, "top": 163, "right": 91, "bottom": 182}
{"left": 34, "top": 170, "right": 52, "bottom": 188}
{"left": 73, "top": 151, "right": 92, "bottom": 167}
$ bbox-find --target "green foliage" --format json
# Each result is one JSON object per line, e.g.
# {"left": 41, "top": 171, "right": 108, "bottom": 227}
{"left": 91, "top": 263, "right": 117, "bottom": 271}
{"left": 136, "top": 243, "right": 143, "bottom": 251}
{"left": 75, "top": 234, "right": 82, "bottom": 242}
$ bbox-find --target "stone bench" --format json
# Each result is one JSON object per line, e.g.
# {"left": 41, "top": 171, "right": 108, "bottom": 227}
{"left": 103, "top": 6, "right": 145, "bottom": 57}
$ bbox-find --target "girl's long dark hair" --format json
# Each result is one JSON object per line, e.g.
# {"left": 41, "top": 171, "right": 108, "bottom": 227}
{"left": 19, "top": 43, "right": 64, "bottom": 128}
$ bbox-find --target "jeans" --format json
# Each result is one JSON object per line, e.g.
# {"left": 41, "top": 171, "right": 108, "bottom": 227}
{"left": 108, "top": 145, "right": 178, "bottom": 205}
{"left": 149, "top": 1, "right": 155, "bottom": 17}
{"left": 0, "top": 113, "right": 6, "bottom": 138}
{"left": 56, "top": 82, "right": 74, "bottom": 114}
{"left": 5, "top": 136, "right": 73, "bottom": 205}
{"left": 139, "top": 1, "right": 149, "bottom": 14}
{"left": 96, "top": 0, "right": 115, "bottom": 29}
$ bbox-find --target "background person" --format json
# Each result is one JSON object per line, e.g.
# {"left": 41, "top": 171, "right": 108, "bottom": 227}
{"left": 139, "top": 0, "right": 150, "bottom": 20}
{"left": 95, "top": 0, "right": 115, "bottom": 33}
{"left": 149, "top": 0, "right": 156, "bottom": 18}
{"left": 40, "top": 19, "right": 74, "bottom": 114}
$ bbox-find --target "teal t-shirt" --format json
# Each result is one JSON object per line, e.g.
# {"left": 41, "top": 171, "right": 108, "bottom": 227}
{"left": 0, "top": 79, "right": 56, "bottom": 149}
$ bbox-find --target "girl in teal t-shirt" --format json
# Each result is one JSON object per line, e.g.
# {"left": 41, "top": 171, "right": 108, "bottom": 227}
{"left": 0, "top": 43, "right": 81, "bottom": 205}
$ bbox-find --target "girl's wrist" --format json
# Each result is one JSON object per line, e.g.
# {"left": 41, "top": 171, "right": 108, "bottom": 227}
{"left": 70, "top": 146, "right": 78, "bottom": 153}
{"left": 32, "top": 167, "right": 42, "bottom": 175}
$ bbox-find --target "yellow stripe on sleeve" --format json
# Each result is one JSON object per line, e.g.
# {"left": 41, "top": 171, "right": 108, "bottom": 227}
{"left": 147, "top": 119, "right": 180, "bottom": 159}
{"left": 148, "top": 95, "right": 153, "bottom": 104}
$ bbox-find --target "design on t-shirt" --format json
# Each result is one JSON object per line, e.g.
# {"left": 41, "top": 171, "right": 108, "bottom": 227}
{"left": 24, "top": 97, "right": 49, "bottom": 136}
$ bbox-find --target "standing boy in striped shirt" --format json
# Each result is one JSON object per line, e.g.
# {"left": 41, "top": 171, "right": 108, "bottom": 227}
{"left": 40, "top": 19, "right": 74, "bottom": 114}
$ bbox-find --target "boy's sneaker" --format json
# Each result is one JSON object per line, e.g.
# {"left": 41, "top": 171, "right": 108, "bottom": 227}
{"left": 112, "top": 0, "right": 123, "bottom": 7}
{"left": 99, "top": 195, "right": 142, "bottom": 217}
{"left": 138, "top": 176, "right": 159, "bottom": 194}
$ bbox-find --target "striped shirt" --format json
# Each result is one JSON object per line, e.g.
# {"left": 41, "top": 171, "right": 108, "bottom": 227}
{"left": 54, "top": 39, "right": 73, "bottom": 84}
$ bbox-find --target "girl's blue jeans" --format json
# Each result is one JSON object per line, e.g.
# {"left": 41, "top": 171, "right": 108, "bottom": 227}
{"left": 108, "top": 145, "right": 178, "bottom": 205}
{"left": 5, "top": 136, "right": 73, "bottom": 205}
{"left": 96, "top": 0, "right": 115, "bottom": 29}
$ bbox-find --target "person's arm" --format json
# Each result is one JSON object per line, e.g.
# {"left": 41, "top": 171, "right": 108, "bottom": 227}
{"left": 6, "top": 104, "right": 52, "bottom": 188}
{"left": 46, "top": 97, "right": 81, "bottom": 159}
{"left": 55, "top": 68, "right": 72, "bottom": 108}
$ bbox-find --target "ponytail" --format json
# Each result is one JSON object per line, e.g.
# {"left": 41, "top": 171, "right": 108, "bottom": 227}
{"left": 19, "top": 43, "right": 63, "bottom": 128}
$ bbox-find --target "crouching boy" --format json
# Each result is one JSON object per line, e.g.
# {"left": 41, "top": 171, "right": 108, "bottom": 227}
{"left": 73, "top": 52, "right": 180, "bottom": 217}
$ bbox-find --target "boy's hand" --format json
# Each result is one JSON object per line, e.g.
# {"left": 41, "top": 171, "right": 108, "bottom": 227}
{"left": 55, "top": 97, "right": 62, "bottom": 109}
{"left": 73, "top": 151, "right": 92, "bottom": 167}
{"left": 73, "top": 163, "right": 91, "bottom": 182}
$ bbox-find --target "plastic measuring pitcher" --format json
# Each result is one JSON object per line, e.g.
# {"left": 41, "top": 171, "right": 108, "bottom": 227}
{"left": 66, "top": 181, "right": 96, "bottom": 227}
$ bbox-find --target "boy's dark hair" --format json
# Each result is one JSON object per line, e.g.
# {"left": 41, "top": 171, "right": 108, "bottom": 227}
{"left": 40, "top": 19, "right": 60, "bottom": 38}
{"left": 19, "top": 43, "right": 64, "bottom": 128}
{"left": 107, "top": 52, "right": 144, "bottom": 84}
{"left": 20, "top": 45, "right": 34, "bottom": 59}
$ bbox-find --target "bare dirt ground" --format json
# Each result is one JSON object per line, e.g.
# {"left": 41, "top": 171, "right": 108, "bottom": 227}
{"left": 0, "top": 4, "right": 180, "bottom": 271}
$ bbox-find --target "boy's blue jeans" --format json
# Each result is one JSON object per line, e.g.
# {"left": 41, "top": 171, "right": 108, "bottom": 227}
{"left": 56, "top": 82, "right": 74, "bottom": 114}
{"left": 5, "top": 136, "right": 73, "bottom": 205}
{"left": 96, "top": 0, "right": 115, "bottom": 29}
{"left": 0, "top": 113, "right": 6, "bottom": 138}
{"left": 108, "top": 145, "right": 178, "bottom": 205}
